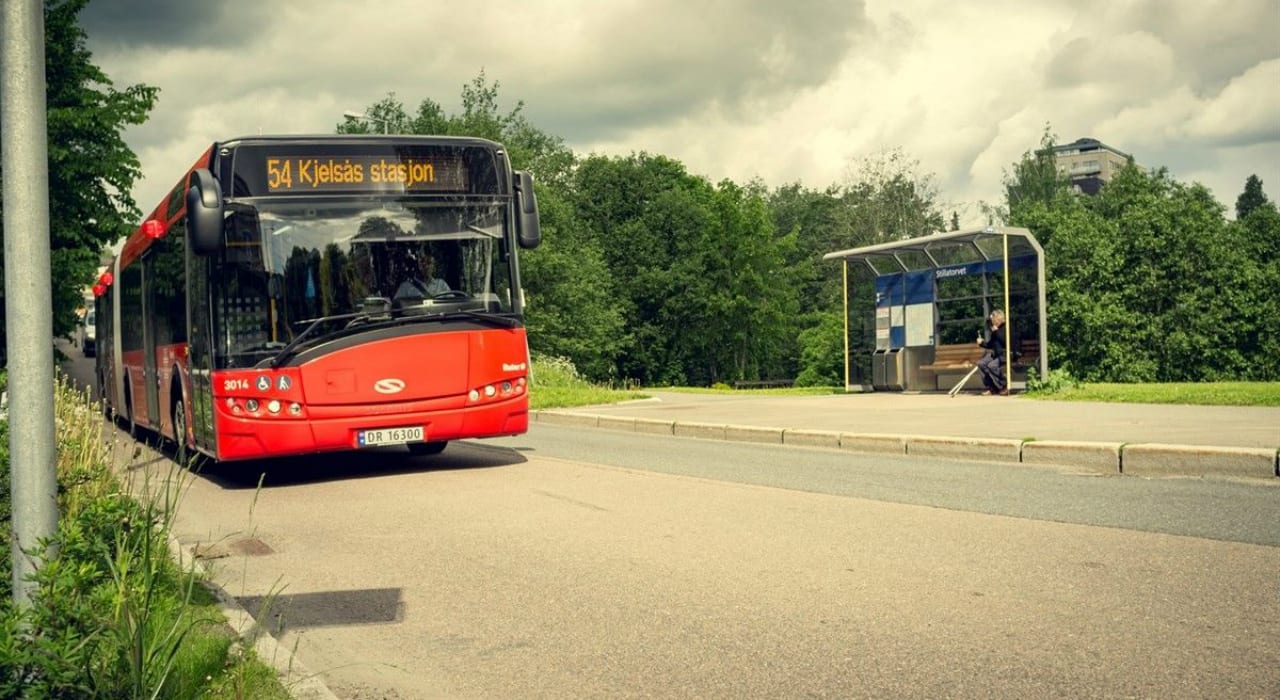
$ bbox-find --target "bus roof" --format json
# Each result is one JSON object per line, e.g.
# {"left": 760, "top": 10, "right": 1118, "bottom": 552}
{"left": 214, "top": 133, "right": 506, "bottom": 150}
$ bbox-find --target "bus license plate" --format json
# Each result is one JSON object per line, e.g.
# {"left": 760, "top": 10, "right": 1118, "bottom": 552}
{"left": 357, "top": 426, "right": 425, "bottom": 447}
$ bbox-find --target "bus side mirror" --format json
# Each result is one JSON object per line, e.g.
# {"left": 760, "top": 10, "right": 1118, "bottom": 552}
{"left": 514, "top": 171, "right": 541, "bottom": 250}
{"left": 187, "top": 168, "right": 224, "bottom": 256}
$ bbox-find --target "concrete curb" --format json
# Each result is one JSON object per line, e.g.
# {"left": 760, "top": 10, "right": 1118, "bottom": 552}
{"left": 838, "top": 433, "right": 907, "bottom": 455}
{"left": 536, "top": 411, "right": 600, "bottom": 428}
{"left": 905, "top": 435, "right": 1023, "bottom": 462}
{"left": 1121, "top": 443, "right": 1279, "bottom": 480}
{"left": 725, "top": 424, "right": 784, "bottom": 444}
{"left": 634, "top": 418, "right": 676, "bottom": 435}
{"left": 167, "top": 535, "right": 341, "bottom": 700}
{"left": 533, "top": 409, "right": 1280, "bottom": 480}
{"left": 782, "top": 429, "right": 842, "bottom": 449}
{"left": 1022, "top": 440, "right": 1123, "bottom": 474}
{"left": 673, "top": 421, "right": 726, "bottom": 440}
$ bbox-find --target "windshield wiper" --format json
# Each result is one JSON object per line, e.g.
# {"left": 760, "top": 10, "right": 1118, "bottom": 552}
{"left": 431, "top": 310, "right": 520, "bottom": 328}
{"left": 269, "top": 311, "right": 370, "bottom": 367}
{"left": 388, "top": 308, "right": 520, "bottom": 329}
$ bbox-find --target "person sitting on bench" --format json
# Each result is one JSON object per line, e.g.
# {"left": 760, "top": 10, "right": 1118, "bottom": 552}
{"left": 976, "top": 309, "right": 1009, "bottom": 396}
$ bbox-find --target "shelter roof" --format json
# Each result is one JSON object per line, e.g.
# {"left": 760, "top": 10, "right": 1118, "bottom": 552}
{"left": 822, "top": 226, "right": 1042, "bottom": 276}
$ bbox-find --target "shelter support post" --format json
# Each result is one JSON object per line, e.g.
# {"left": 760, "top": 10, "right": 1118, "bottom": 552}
{"left": 842, "top": 260, "right": 850, "bottom": 391}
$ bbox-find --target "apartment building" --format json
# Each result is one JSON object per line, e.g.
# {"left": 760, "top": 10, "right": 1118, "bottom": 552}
{"left": 1051, "top": 137, "right": 1133, "bottom": 195}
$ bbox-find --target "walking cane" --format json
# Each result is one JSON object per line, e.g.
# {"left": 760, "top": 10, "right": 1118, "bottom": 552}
{"left": 948, "top": 365, "right": 981, "bottom": 397}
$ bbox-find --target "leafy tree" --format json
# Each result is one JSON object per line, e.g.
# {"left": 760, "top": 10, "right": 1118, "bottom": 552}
{"left": 570, "top": 154, "right": 802, "bottom": 385}
{"left": 1022, "top": 162, "right": 1275, "bottom": 382}
{"left": 794, "top": 311, "right": 844, "bottom": 386}
{"left": 0, "top": 0, "right": 157, "bottom": 354}
{"left": 842, "top": 147, "right": 945, "bottom": 244}
{"left": 767, "top": 183, "right": 852, "bottom": 315}
{"left": 519, "top": 186, "right": 626, "bottom": 381}
{"left": 1003, "top": 127, "right": 1071, "bottom": 229}
{"left": 767, "top": 153, "right": 943, "bottom": 386}
{"left": 689, "top": 179, "right": 798, "bottom": 383}
{"left": 1235, "top": 174, "right": 1270, "bottom": 221}
{"left": 1230, "top": 190, "right": 1280, "bottom": 379}
{"left": 342, "top": 72, "right": 576, "bottom": 188}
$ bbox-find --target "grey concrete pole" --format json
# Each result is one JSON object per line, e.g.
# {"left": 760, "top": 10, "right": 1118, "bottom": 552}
{"left": 2, "top": 0, "right": 59, "bottom": 608}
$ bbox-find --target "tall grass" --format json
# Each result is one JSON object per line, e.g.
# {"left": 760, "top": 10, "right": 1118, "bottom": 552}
{"left": 0, "top": 372, "right": 291, "bottom": 699}
{"left": 530, "top": 355, "right": 646, "bottom": 409}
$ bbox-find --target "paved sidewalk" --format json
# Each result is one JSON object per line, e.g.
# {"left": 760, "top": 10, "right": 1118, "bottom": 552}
{"left": 534, "top": 391, "right": 1280, "bottom": 480}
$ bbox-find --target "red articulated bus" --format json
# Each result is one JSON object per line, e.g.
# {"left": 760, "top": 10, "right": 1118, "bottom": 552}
{"left": 93, "top": 135, "right": 541, "bottom": 462}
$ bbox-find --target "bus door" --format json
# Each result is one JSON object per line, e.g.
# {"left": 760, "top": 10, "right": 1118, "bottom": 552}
{"left": 187, "top": 250, "right": 217, "bottom": 453}
{"left": 141, "top": 254, "right": 160, "bottom": 428}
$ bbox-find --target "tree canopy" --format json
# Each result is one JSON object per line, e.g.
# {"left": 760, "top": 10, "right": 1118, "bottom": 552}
{"left": 0, "top": 0, "right": 156, "bottom": 349}
{"left": 352, "top": 81, "right": 1278, "bottom": 386}
{"left": 1004, "top": 140, "right": 1278, "bottom": 381}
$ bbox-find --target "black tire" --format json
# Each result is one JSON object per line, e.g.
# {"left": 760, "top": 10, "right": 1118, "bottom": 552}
{"left": 124, "top": 385, "right": 138, "bottom": 438}
{"left": 407, "top": 441, "right": 447, "bottom": 456}
{"left": 172, "top": 395, "right": 188, "bottom": 466}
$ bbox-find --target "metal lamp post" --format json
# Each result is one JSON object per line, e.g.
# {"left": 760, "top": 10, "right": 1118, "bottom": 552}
{"left": 342, "top": 110, "right": 389, "bottom": 134}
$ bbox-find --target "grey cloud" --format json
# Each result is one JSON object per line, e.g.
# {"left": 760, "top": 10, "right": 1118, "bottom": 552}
{"left": 1111, "top": 0, "right": 1280, "bottom": 95}
{"left": 82, "top": 0, "right": 870, "bottom": 148}
{"left": 1045, "top": 0, "right": 1280, "bottom": 96}
{"left": 521, "top": 0, "right": 869, "bottom": 142}
{"left": 80, "top": 0, "right": 268, "bottom": 49}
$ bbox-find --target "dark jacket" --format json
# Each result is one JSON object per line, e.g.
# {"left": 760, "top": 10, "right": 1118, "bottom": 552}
{"left": 979, "top": 323, "right": 1008, "bottom": 360}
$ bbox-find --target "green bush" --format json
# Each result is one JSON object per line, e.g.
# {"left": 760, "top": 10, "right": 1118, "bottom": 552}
{"left": 1026, "top": 366, "right": 1082, "bottom": 395}
{"left": 530, "top": 353, "right": 587, "bottom": 388}
{"left": 794, "top": 312, "right": 843, "bottom": 387}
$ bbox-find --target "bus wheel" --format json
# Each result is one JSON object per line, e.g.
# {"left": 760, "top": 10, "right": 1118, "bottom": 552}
{"left": 172, "top": 396, "right": 188, "bottom": 466}
{"left": 124, "top": 387, "right": 138, "bottom": 439}
{"left": 407, "top": 441, "right": 447, "bottom": 456}
{"left": 97, "top": 370, "right": 109, "bottom": 417}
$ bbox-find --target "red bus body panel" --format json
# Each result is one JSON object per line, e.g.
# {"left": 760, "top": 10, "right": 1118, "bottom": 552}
{"left": 209, "top": 328, "right": 530, "bottom": 461}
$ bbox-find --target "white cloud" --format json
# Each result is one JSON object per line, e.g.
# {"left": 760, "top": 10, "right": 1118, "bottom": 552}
{"left": 1185, "top": 59, "right": 1280, "bottom": 146}
{"left": 81, "top": 0, "right": 1280, "bottom": 228}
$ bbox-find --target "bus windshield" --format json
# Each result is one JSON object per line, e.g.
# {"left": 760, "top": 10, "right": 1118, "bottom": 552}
{"left": 213, "top": 198, "right": 515, "bottom": 368}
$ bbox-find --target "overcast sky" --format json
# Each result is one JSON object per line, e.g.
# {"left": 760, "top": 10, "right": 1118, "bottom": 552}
{"left": 80, "top": 0, "right": 1280, "bottom": 228}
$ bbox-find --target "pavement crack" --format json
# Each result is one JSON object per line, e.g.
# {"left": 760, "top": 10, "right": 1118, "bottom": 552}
{"left": 532, "top": 488, "right": 610, "bottom": 512}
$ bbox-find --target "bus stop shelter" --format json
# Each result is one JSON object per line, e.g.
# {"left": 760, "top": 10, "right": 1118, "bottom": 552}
{"left": 823, "top": 226, "right": 1048, "bottom": 392}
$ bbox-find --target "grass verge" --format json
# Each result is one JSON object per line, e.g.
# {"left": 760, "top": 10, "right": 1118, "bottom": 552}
{"left": 530, "top": 355, "right": 646, "bottom": 410}
{"left": 653, "top": 385, "right": 842, "bottom": 397}
{"left": 1026, "top": 381, "right": 1280, "bottom": 407}
{"left": 531, "top": 358, "right": 1280, "bottom": 409}
{"left": 0, "top": 371, "right": 292, "bottom": 699}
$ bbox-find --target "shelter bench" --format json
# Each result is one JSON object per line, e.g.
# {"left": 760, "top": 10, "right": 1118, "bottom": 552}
{"left": 920, "top": 340, "right": 1042, "bottom": 392}
{"left": 918, "top": 343, "right": 984, "bottom": 373}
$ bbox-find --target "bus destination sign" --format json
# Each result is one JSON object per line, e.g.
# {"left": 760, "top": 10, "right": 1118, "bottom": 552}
{"left": 265, "top": 155, "right": 469, "bottom": 193}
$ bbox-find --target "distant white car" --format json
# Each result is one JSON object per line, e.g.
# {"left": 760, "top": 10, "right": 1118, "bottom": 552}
{"left": 78, "top": 306, "right": 96, "bottom": 357}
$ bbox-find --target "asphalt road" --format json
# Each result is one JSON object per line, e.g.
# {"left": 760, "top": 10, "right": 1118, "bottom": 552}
{"left": 58, "top": 349, "right": 1280, "bottom": 699}
{"left": 490, "top": 425, "right": 1280, "bottom": 547}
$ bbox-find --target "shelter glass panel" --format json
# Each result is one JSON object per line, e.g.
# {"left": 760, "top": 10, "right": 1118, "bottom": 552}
{"left": 924, "top": 241, "right": 982, "bottom": 267}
